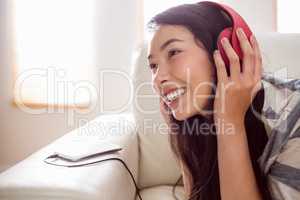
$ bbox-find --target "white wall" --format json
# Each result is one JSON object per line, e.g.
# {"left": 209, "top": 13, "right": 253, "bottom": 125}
{"left": 0, "top": 0, "right": 141, "bottom": 172}
{"left": 222, "top": 0, "right": 277, "bottom": 32}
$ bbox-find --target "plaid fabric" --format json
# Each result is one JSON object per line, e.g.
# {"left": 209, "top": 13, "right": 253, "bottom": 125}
{"left": 258, "top": 72, "right": 300, "bottom": 200}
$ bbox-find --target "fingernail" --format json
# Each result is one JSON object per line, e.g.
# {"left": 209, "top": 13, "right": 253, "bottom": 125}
{"left": 236, "top": 28, "right": 242, "bottom": 36}
{"left": 221, "top": 37, "right": 228, "bottom": 45}
{"left": 250, "top": 35, "right": 255, "bottom": 43}
{"left": 214, "top": 50, "right": 219, "bottom": 56}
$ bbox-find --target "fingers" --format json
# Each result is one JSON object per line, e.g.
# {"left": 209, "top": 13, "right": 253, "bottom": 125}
{"left": 221, "top": 37, "right": 241, "bottom": 81}
{"left": 236, "top": 28, "right": 255, "bottom": 77}
{"left": 213, "top": 50, "right": 228, "bottom": 83}
{"left": 215, "top": 29, "right": 263, "bottom": 87}
{"left": 250, "top": 35, "right": 263, "bottom": 82}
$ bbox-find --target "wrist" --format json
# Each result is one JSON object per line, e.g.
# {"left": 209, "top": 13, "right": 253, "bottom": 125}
{"left": 214, "top": 116, "right": 245, "bottom": 136}
{"left": 214, "top": 112, "right": 245, "bottom": 124}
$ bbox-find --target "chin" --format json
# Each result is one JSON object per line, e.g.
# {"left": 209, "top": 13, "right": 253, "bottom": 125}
{"left": 171, "top": 109, "right": 198, "bottom": 121}
{"left": 171, "top": 112, "right": 186, "bottom": 121}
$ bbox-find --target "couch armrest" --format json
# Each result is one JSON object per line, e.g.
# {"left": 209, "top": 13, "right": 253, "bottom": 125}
{"left": 0, "top": 113, "right": 138, "bottom": 200}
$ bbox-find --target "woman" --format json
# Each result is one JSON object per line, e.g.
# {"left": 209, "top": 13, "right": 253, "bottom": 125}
{"left": 146, "top": 1, "right": 300, "bottom": 200}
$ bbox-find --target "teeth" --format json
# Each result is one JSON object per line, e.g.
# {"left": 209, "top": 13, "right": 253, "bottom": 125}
{"left": 164, "top": 87, "right": 186, "bottom": 102}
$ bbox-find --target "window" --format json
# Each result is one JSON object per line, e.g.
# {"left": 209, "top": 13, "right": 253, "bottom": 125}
{"left": 13, "top": 0, "right": 96, "bottom": 108}
{"left": 277, "top": 0, "right": 300, "bottom": 33}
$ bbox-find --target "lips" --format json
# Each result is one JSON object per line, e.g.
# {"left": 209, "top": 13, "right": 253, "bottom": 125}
{"left": 164, "top": 88, "right": 186, "bottom": 108}
{"left": 162, "top": 87, "right": 185, "bottom": 97}
{"left": 161, "top": 87, "right": 186, "bottom": 108}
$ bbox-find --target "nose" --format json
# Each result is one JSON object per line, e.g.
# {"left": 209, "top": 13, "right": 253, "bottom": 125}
{"left": 152, "top": 63, "right": 171, "bottom": 94}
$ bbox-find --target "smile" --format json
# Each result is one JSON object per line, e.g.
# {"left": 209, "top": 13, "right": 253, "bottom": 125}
{"left": 163, "top": 87, "right": 186, "bottom": 103}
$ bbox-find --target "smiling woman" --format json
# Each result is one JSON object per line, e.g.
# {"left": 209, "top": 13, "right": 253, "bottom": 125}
{"left": 146, "top": 1, "right": 272, "bottom": 200}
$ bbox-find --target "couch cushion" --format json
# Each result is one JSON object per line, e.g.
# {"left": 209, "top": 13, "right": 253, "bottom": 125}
{"left": 136, "top": 185, "right": 186, "bottom": 200}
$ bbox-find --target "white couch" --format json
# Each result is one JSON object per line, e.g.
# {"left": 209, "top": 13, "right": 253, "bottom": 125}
{"left": 0, "top": 32, "right": 300, "bottom": 200}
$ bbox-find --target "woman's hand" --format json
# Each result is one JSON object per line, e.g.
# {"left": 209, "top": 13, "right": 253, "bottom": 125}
{"left": 213, "top": 28, "right": 263, "bottom": 124}
{"left": 213, "top": 29, "right": 264, "bottom": 200}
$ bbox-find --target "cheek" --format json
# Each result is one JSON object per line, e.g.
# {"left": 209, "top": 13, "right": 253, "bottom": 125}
{"left": 174, "top": 52, "right": 212, "bottom": 77}
{"left": 184, "top": 63, "right": 213, "bottom": 90}
{"left": 169, "top": 57, "right": 187, "bottom": 76}
{"left": 170, "top": 53, "right": 214, "bottom": 90}
{"left": 183, "top": 58, "right": 214, "bottom": 106}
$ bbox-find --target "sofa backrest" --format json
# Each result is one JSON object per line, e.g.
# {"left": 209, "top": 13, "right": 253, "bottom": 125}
{"left": 257, "top": 33, "right": 300, "bottom": 78}
{"left": 131, "top": 32, "right": 300, "bottom": 189}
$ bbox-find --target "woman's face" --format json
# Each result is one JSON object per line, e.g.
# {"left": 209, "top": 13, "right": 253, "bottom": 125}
{"left": 147, "top": 25, "right": 215, "bottom": 120}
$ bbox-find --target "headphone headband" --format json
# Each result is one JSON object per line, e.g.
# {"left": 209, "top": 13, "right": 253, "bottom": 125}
{"left": 200, "top": 1, "right": 253, "bottom": 74}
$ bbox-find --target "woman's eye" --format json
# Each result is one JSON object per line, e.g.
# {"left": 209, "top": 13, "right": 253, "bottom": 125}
{"left": 168, "top": 49, "right": 181, "bottom": 58}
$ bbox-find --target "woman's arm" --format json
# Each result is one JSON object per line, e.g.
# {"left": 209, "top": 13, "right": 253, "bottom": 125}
{"left": 213, "top": 28, "right": 264, "bottom": 199}
{"left": 216, "top": 119, "right": 262, "bottom": 200}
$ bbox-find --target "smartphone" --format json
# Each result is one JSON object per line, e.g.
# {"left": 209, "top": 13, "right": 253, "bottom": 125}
{"left": 51, "top": 141, "right": 122, "bottom": 162}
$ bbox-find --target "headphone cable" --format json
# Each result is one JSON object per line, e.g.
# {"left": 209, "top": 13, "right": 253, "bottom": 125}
{"left": 44, "top": 156, "right": 143, "bottom": 200}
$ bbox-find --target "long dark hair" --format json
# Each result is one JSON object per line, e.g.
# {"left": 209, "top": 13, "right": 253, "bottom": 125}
{"left": 147, "top": 2, "right": 272, "bottom": 200}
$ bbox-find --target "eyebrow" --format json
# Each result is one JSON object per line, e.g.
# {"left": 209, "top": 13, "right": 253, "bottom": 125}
{"left": 147, "top": 38, "right": 184, "bottom": 61}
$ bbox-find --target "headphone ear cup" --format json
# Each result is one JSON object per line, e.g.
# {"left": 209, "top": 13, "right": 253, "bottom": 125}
{"left": 217, "top": 27, "right": 232, "bottom": 76}
{"left": 205, "top": 1, "right": 254, "bottom": 76}
{"left": 217, "top": 26, "right": 251, "bottom": 76}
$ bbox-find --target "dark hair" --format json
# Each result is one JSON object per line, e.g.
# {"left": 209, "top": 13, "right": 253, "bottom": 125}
{"left": 147, "top": 2, "right": 272, "bottom": 200}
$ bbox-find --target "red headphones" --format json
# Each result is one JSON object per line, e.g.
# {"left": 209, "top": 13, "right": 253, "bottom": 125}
{"left": 201, "top": 1, "right": 253, "bottom": 73}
